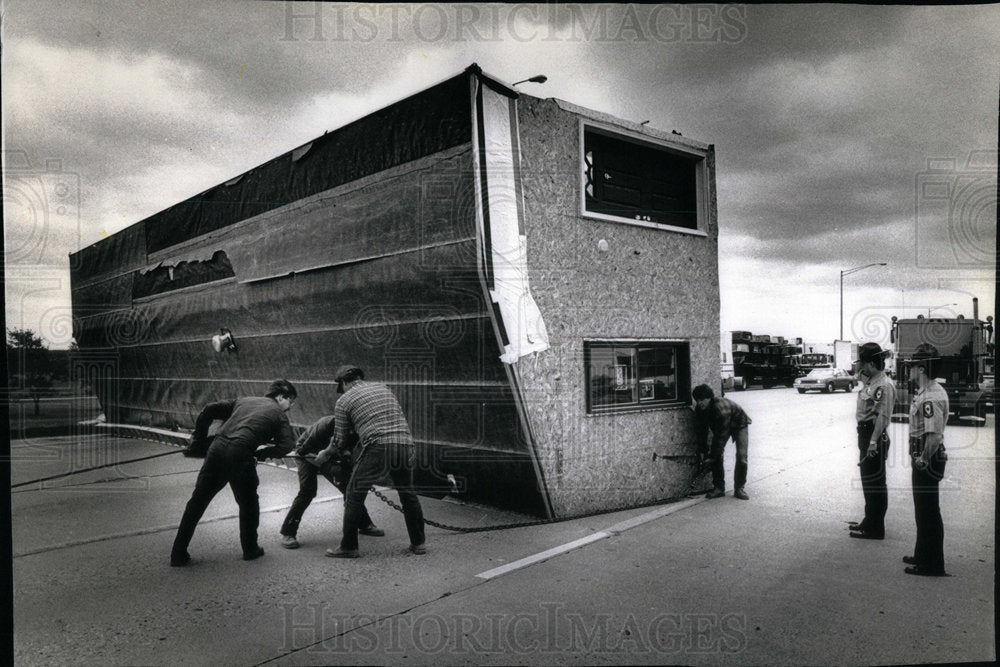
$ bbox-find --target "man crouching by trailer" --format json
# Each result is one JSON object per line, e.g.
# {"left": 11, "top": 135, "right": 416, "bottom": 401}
{"left": 170, "top": 380, "right": 298, "bottom": 566}
{"left": 278, "top": 416, "right": 384, "bottom": 549}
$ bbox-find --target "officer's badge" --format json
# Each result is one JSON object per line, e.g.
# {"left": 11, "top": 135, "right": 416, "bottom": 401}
{"left": 923, "top": 402, "right": 934, "bottom": 418}
{"left": 874, "top": 387, "right": 883, "bottom": 402}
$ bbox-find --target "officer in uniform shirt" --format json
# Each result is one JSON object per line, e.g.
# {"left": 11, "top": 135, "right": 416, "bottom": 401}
{"left": 849, "top": 342, "right": 896, "bottom": 540}
{"left": 904, "top": 343, "right": 949, "bottom": 576}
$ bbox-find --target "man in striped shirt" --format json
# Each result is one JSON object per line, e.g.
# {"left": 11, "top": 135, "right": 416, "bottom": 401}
{"left": 315, "top": 365, "right": 426, "bottom": 558}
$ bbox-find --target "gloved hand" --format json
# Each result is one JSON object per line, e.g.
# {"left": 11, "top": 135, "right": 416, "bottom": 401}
{"left": 254, "top": 445, "right": 284, "bottom": 462}
{"left": 183, "top": 436, "right": 210, "bottom": 458}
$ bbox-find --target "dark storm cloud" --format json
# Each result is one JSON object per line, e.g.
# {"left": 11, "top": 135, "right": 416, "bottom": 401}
{"left": 3, "top": 1, "right": 996, "bottom": 345}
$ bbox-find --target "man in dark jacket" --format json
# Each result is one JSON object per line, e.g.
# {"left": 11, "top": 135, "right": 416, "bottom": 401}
{"left": 278, "top": 415, "right": 383, "bottom": 549}
{"left": 170, "top": 379, "right": 298, "bottom": 566}
{"left": 692, "top": 384, "right": 752, "bottom": 500}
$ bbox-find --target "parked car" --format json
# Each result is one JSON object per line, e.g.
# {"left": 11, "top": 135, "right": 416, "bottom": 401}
{"left": 794, "top": 368, "right": 856, "bottom": 393}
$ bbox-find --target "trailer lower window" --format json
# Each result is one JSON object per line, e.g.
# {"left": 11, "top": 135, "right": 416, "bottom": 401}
{"left": 585, "top": 341, "right": 691, "bottom": 413}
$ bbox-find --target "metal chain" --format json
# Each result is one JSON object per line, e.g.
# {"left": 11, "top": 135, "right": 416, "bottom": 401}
{"left": 370, "top": 463, "right": 711, "bottom": 534}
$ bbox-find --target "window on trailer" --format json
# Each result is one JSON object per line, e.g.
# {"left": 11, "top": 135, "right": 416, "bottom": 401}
{"left": 583, "top": 126, "right": 704, "bottom": 231}
{"left": 585, "top": 341, "right": 691, "bottom": 413}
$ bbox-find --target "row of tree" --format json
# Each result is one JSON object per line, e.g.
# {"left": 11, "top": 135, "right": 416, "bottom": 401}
{"left": 5, "top": 328, "right": 75, "bottom": 390}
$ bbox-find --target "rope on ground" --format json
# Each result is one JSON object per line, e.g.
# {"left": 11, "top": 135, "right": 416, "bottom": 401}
{"left": 11, "top": 450, "right": 185, "bottom": 489}
{"left": 14, "top": 426, "right": 712, "bottom": 533}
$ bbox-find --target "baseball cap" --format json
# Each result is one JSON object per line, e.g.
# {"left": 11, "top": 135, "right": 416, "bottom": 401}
{"left": 334, "top": 365, "right": 364, "bottom": 393}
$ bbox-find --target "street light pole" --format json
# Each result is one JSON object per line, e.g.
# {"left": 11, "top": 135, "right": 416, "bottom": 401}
{"left": 927, "top": 303, "right": 957, "bottom": 317}
{"left": 839, "top": 263, "right": 888, "bottom": 340}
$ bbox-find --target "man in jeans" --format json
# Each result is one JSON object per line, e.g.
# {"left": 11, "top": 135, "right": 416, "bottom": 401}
{"left": 315, "top": 365, "right": 426, "bottom": 558}
{"left": 278, "top": 415, "right": 383, "bottom": 549}
{"left": 171, "top": 379, "right": 298, "bottom": 566}
{"left": 692, "top": 384, "right": 752, "bottom": 500}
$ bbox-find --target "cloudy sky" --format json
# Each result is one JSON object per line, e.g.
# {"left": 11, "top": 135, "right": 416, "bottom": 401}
{"left": 3, "top": 2, "right": 997, "bottom": 351}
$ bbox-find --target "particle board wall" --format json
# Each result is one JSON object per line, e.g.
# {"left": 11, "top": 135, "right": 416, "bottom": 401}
{"left": 514, "top": 95, "right": 721, "bottom": 516}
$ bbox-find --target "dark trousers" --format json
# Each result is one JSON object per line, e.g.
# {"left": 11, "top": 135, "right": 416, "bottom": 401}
{"left": 711, "top": 427, "right": 748, "bottom": 491}
{"left": 340, "top": 442, "right": 424, "bottom": 551}
{"left": 280, "top": 458, "right": 373, "bottom": 537}
{"left": 857, "top": 422, "right": 889, "bottom": 535}
{"left": 912, "top": 448, "right": 947, "bottom": 572}
{"left": 172, "top": 443, "right": 260, "bottom": 558}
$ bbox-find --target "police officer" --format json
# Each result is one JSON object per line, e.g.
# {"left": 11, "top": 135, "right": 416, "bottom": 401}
{"left": 849, "top": 342, "right": 895, "bottom": 540}
{"left": 278, "top": 415, "right": 383, "bottom": 549}
{"left": 171, "top": 380, "right": 298, "bottom": 566}
{"left": 903, "top": 343, "right": 949, "bottom": 576}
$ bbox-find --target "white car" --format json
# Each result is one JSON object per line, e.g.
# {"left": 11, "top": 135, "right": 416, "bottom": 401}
{"left": 794, "top": 368, "right": 856, "bottom": 393}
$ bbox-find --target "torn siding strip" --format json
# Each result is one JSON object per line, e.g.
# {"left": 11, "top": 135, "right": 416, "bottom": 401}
{"left": 472, "top": 76, "right": 549, "bottom": 364}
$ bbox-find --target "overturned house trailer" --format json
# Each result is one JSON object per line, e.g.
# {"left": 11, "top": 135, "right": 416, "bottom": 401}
{"left": 70, "top": 64, "right": 721, "bottom": 517}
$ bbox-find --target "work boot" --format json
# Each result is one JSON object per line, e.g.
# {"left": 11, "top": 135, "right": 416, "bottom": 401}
{"left": 170, "top": 552, "right": 191, "bottom": 567}
{"left": 705, "top": 488, "right": 726, "bottom": 499}
{"left": 280, "top": 535, "right": 300, "bottom": 549}
{"left": 325, "top": 547, "right": 360, "bottom": 559}
{"left": 243, "top": 546, "right": 265, "bottom": 561}
{"left": 359, "top": 524, "right": 385, "bottom": 537}
{"left": 734, "top": 488, "right": 749, "bottom": 500}
{"left": 408, "top": 544, "right": 427, "bottom": 555}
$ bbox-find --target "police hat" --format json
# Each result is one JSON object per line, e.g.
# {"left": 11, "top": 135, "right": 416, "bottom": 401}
{"left": 908, "top": 343, "right": 939, "bottom": 361}
{"left": 334, "top": 365, "right": 364, "bottom": 393}
{"left": 858, "top": 342, "right": 891, "bottom": 363}
{"left": 904, "top": 343, "right": 939, "bottom": 371}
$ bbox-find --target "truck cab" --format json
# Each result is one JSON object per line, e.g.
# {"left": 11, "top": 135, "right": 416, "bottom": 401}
{"left": 891, "top": 311, "right": 995, "bottom": 426}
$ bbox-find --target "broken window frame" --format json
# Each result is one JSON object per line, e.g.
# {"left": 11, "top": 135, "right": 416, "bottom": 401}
{"left": 579, "top": 121, "right": 709, "bottom": 236}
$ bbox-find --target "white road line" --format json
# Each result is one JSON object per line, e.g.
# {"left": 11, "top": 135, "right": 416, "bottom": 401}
{"left": 475, "top": 496, "right": 707, "bottom": 580}
{"left": 13, "top": 495, "right": 344, "bottom": 558}
{"left": 475, "top": 532, "right": 609, "bottom": 580}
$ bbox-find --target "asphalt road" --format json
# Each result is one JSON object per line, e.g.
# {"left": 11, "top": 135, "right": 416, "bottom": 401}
{"left": 10, "top": 388, "right": 995, "bottom": 665}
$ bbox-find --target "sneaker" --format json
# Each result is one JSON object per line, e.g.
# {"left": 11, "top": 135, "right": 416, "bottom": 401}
{"left": 243, "top": 546, "right": 265, "bottom": 561}
{"left": 326, "top": 547, "right": 360, "bottom": 559}
{"left": 408, "top": 544, "right": 427, "bottom": 555}
{"left": 705, "top": 488, "right": 726, "bottom": 499}
{"left": 734, "top": 488, "right": 749, "bottom": 500}
{"left": 280, "top": 535, "right": 300, "bottom": 549}
{"left": 359, "top": 524, "right": 386, "bottom": 537}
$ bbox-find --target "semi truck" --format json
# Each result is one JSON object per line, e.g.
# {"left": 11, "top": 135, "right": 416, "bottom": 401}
{"left": 890, "top": 298, "right": 995, "bottom": 426}
{"left": 729, "top": 331, "right": 801, "bottom": 388}
{"left": 833, "top": 340, "right": 859, "bottom": 372}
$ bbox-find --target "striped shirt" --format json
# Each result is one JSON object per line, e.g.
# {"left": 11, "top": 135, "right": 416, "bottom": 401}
{"left": 332, "top": 381, "right": 413, "bottom": 450}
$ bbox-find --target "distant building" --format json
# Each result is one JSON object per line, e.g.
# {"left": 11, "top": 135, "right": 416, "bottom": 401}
{"left": 70, "top": 64, "right": 721, "bottom": 517}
